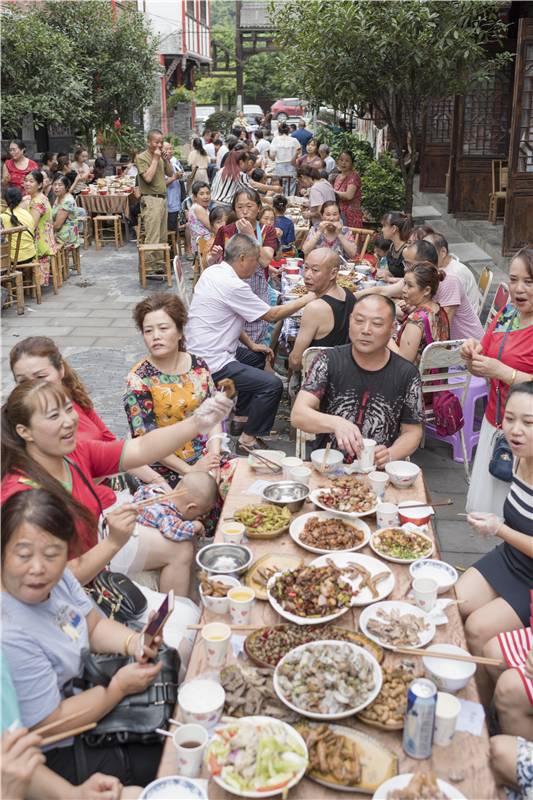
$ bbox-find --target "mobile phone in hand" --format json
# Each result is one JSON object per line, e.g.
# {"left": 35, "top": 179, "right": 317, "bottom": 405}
{"left": 143, "top": 590, "right": 174, "bottom": 648}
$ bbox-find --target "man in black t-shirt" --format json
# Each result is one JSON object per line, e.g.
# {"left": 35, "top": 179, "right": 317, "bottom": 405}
{"left": 291, "top": 294, "right": 424, "bottom": 467}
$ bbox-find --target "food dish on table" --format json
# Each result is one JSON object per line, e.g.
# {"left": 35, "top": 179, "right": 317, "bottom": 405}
{"left": 244, "top": 624, "right": 383, "bottom": 668}
{"left": 289, "top": 511, "right": 370, "bottom": 554}
{"left": 296, "top": 722, "right": 398, "bottom": 793}
{"left": 267, "top": 564, "right": 353, "bottom": 623}
{"left": 247, "top": 450, "right": 285, "bottom": 472}
{"left": 310, "top": 476, "right": 378, "bottom": 518}
{"left": 357, "top": 664, "right": 417, "bottom": 729}
{"left": 206, "top": 716, "right": 308, "bottom": 798}
{"left": 244, "top": 553, "right": 304, "bottom": 600}
{"left": 220, "top": 664, "right": 298, "bottom": 722}
{"left": 234, "top": 503, "right": 291, "bottom": 537}
{"left": 360, "top": 601, "right": 435, "bottom": 649}
{"left": 274, "top": 641, "right": 382, "bottom": 719}
{"left": 370, "top": 527, "right": 433, "bottom": 563}
{"left": 409, "top": 559, "right": 458, "bottom": 593}
{"left": 373, "top": 771, "right": 467, "bottom": 800}
{"left": 309, "top": 553, "right": 395, "bottom": 606}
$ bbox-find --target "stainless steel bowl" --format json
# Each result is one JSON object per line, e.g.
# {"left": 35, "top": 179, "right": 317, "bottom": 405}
{"left": 262, "top": 481, "right": 310, "bottom": 512}
{"left": 196, "top": 542, "right": 253, "bottom": 577}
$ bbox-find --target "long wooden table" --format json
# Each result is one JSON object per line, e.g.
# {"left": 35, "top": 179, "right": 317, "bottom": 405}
{"left": 158, "top": 460, "right": 499, "bottom": 799}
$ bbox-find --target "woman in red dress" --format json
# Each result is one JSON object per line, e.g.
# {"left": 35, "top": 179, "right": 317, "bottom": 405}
{"left": 2, "top": 139, "right": 38, "bottom": 190}
{"left": 333, "top": 150, "right": 362, "bottom": 228}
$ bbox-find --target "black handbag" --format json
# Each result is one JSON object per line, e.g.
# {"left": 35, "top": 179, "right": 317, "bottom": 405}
{"left": 67, "top": 645, "right": 180, "bottom": 747}
{"left": 488, "top": 311, "right": 517, "bottom": 483}
{"left": 90, "top": 570, "right": 147, "bottom": 626}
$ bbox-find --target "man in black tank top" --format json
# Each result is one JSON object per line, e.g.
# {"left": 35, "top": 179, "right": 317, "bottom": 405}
{"left": 289, "top": 248, "right": 356, "bottom": 371}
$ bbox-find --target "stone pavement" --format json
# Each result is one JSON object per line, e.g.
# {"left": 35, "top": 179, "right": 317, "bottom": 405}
{"left": 1, "top": 215, "right": 498, "bottom": 571}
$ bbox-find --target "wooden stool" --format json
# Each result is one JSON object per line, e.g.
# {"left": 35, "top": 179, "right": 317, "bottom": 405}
{"left": 94, "top": 215, "right": 122, "bottom": 249}
{"left": 19, "top": 260, "right": 42, "bottom": 304}
{"left": 1, "top": 269, "right": 25, "bottom": 314}
{"left": 83, "top": 216, "right": 93, "bottom": 250}
{"left": 167, "top": 230, "right": 177, "bottom": 257}
{"left": 66, "top": 246, "right": 81, "bottom": 275}
{"left": 50, "top": 250, "right": 64, "bottom": 289}
{"left": 55, "top": 243, "right": 69, "bottom": 282}
{"left": 138, "top": 243, "right": 172, "bottom": 289}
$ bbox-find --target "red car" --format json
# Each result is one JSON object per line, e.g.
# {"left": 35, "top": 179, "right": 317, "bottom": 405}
{"left": 270, "top": 98, "right": 307, "bottom": 121}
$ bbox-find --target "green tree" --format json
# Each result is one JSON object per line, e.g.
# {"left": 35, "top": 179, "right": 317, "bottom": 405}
{"left": 274, "top": 1, "right": 512, "bottom": 211}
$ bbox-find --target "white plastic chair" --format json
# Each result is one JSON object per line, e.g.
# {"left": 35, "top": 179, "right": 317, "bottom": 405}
{"left": 294, "top": 346, "right": 330, "bottom": 460}
{"left": 418, "top": 339, "right": 471, "bottom": 481}
{"left": 476, "top": 266, "right": 493, "bottom": 317}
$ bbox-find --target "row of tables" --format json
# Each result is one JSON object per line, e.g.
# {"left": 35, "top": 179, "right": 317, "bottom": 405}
{"left": 158, "top": 459, "right": 500, "bottom": 799}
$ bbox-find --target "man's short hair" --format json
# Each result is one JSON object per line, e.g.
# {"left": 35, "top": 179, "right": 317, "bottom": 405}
{"left": 225, "top": 233, "right": 259, "bottom": 263}
{"left": 408, "top": 239, "right": 438, "bottom": 266}
{"left": 319, "top": 143, "right": 330, "bottom": 154}
{"left": 147, "top": 129, "right": 163, "bottom": 141}
{"left": 425, "top": 232, "right": 449, "bottom": 253}
{"left": 353, "top": 294, "right": 396, "bottom": 323}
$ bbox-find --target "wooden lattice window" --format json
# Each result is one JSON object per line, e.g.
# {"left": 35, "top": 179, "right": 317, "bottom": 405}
{"left": 462, "top": 72, "right": 511, "bottom": 157}
{"left": 426, "top": 97, "right": 453, "bottom": 144}
{"left": 518, "top": 43, "right": 533, "bottom": 172}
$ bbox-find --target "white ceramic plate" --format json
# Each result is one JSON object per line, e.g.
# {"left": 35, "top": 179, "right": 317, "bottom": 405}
{"left": 373, "top": 774, "right": 467, "bottom": 800}
{"left": 206, "top": 715, "right": 308, "bottom": 798}
{"left": 309, "top": 487, "right": 380, "bottom": 519}
{"left": 289, "top": 511, "right": 371, "bottom": 555}
{"left": 359, "top": 600, "right": 436, "bottom": 651}
{"left": 369, "top": 525, "right": 434, "bottom": 564}
{"left": 266, "top": 569, "right": 352, "bottom": 626}
{"left": 274, "top": 641, "right": 382, "bottom": 720}
{"left": 409, "top": 559, "right": 458, "bottom": 593}
{"left": 309, "top": 552, "right": 395, "bottom": 606}
{"left": 140, "top": 776, "right": 207, "bottom": 800}
{"left": 247, "top": 450, "right": 286, "bottom": 473}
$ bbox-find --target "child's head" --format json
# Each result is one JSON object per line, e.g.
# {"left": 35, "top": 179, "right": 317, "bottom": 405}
{"left": 272, "top": 194, "right": 288, "bottom": 215}
{"left": 250, "top": 167, "right": 265, "bottom": 183}
{"left": 173, "top": 472, "right": 218, "bottom": 519}
{"left": 373, "top": 234, "right": 392, "bottom": 258}
{"left": 209, "top": 206, "right": 228, "bottom": 235}
{"left": 259, "top": 205, "right": 275, "bottom": 227}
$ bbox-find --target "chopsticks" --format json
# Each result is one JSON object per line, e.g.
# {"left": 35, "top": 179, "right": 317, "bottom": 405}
{"left": 393, "top": 646, "right": 505, "bottom": 668}
{"left": 34, "top": 709, "right": 87, "bottom": 736}
{"left": 238, "top": 444, "right": 282, "bottom": 473}
{"left": 397, "top": 499, "right": 453, "bottom": 511}
{"left": 187, "top": 624, "right": 257, "bottom": 632}
{"left": 40, "top": 723, "right": 97, "bottom": 747}
{"left": 320, "top": 442, "right": 332, "bottom": 472}
{"left": 133, "top": 489, "right": 182, "bottom": 509}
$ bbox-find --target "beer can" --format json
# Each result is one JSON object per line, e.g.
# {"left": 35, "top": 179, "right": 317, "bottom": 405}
{"left": 402, "top": 677, "right": 437, "bottom": 759}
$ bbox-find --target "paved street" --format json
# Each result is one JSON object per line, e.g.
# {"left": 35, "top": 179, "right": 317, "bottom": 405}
{"left": 2, "top": 188, "right": 503, "bottom": 570}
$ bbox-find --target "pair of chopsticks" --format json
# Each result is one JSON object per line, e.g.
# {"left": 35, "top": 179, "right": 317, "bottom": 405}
{"left": 397, "top": 499, "right": 453, "bottom": 511}
{"left": 34, "top": 710, "right": 96, "bottom": 747}
{"left": 187, "top": 624, "right": 257, "bottom": 632}
{"left": 393, "top": 646, "right": 505, "bottom": 668}
{"left": 320, "top": 442, "right": 332, "bottom": 472}
{"left": 239, "top": 443, "right": 281, "bottom": 473}
{"left": 132, "top": 488, "right": 182, "bottom": 509}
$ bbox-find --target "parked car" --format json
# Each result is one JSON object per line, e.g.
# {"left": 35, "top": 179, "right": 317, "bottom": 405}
{"left": 195, "top": 105, "right": 216, "bottom": 128}
{"left": 270, "top": 98, "right": 307, "bottom": 121}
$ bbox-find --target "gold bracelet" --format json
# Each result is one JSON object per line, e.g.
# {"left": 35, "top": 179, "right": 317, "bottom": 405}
{"left": 510, "top": 368, "right": 517, "bottom": 385}
{"left": 123, "top": 632, "right": 136, "bottom": 657}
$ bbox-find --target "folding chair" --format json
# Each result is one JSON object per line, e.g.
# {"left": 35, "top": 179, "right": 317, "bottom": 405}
{"left": 294, "top": 346, "right": 331, "bottom": 459}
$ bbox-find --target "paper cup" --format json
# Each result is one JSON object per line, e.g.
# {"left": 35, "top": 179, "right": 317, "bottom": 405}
{"left": 289, "top": 466, "right": 312, "bottom": 485}
{"left": 173, "top": 723, "right": 208, "bottom": 777}
{"left": 228, "top": 586, "right": 255, "bottom": 625}
{"left": 434, "top": 692, "right": 461, "bottom": 746}
{"left": 221, "top": 522, "right": 246, "bottom": 544}
{"left": 281, "top": 456, "right": 303, "bottom": 479}
{"left": 201, "top": 622, "right": 231, "bottom": 667}
{"left": 412, "top": 577, "right": 438, "bottom": 612}
{"left": 359, "top": 438, "right": 376, "bottom": 470}
{"left": 368, "top": 471, "right": 389, "bottom": 498}
{"left": 376, "top": 502, "right": 399, "bottom": 528}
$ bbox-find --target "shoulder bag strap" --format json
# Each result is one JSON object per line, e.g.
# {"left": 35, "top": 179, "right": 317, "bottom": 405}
{"left": 415, "top": 309, "right": 434, "bottom": 346}
{"left": 65, "top": 457, "right": 109, "bottom": 537}
{"left": 494, "top": 310, "right": 518, "bottom": 426}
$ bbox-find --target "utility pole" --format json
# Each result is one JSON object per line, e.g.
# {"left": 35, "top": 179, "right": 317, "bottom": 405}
{"left": 235, "top": 0, "right": 243, "bottom": 111}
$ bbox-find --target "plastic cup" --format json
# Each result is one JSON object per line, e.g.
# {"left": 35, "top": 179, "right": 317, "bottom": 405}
{"left": 433, "top": 692, "right": 461, "bottom": 746}
{"left": 359, "top": 438, "right": 376, "bottom": 470}
{"left": 376, "top": 502, "right": 399, "bottom": 528}
{"left": 412, "top": 577, "right": 438, "bottom": 612}
{"left": 221, "top": 521, "right": 246, "bottom": 544}
{"left": 368, "top": 471, "right": 389, "bottom": 498}
{"left": 289, "top": 466, "right": 312, "bottom": 485}
{"left": 201, "top": 622, "right": 231, "bottom": 667}
{"left": 228, "top": 587, "right": 256, "bottom": 625}
{"left": 172, "top": 723, "right": 208, "bottom": 777}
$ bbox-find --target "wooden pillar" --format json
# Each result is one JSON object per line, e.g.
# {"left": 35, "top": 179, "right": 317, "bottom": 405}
{"left": 419, "top": 97, "right": 454, "bottom": 193}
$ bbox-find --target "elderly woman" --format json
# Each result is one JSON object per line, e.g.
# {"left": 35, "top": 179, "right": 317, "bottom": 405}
{"left": 2, "top": 139, "right": 38, "bottom": 190}
{"left": 302, "top": 200, "right": 357, "bottom": 261}
{"left": 298, "top": 166, "right": 336, "bottom": 225}
{"left": 296, "top": 138, "right": 324, "bottom": 170}
{"left": 461, "top": 247, "right": 533, "bottom": 514}
{"left": 52, "top": 175, "right": 81, "bottom": 249}
{"left": 22, "top": 169, "right": 57, "bottom": 286}
{"left": 1, "top": 488, "right": 165, "bottom": 786}
{"left": 333, "top": 150, "right": 362, "bottom": 228}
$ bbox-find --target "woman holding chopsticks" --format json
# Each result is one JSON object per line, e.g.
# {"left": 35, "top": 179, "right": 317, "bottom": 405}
{"left": 1, "top": 378, "right": 232, "bottom": 594}
{"left": 1, "top": 488, "right": 164, "bottom": 787}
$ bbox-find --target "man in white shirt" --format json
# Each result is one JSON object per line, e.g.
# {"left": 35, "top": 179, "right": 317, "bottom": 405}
{"left": 185, "top": 233, "right": 315, "bottom": 451}
{"left": 216, "top": 140, "right": 229, "bottom": 168}
{"left": 254, "top": 129, "right": 270, "bottom": 167}
{"left": 269, "top": 122, "right": 300, "bottom": 195}
{"left": 319, "top": 144, "right": 336, "bottom": 174}
{"left": 424, "top": 232, "right": 481, "bottom": 312}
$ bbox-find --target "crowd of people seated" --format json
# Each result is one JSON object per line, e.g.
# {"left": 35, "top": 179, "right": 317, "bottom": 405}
{"left": 1, "top": 119, "right": 532, "bottom": 798}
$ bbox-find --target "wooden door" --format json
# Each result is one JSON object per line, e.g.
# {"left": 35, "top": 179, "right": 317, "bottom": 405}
{"left": 419, "top": 97, "right": 454, "bottom": 192}
{"left": 447, "top": 70, "right": 512, "bottom": 216}
{"left": 503, "top": 18, "right": 533, "bottom": 254}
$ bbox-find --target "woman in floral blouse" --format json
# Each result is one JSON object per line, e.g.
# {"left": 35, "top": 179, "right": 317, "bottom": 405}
{"left": 52, "top": 174, "right": 80, "bottom": 249}
{"left": 22, "top": 169, "right": 57, "bottom": 286}
{"left": 334, "top": 150, "right": 363, "bottom": 228}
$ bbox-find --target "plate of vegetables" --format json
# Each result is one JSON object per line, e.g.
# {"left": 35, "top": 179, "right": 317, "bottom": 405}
{"left": 205, "top": 716, "right": 308, "bottom": 798}
{"left": 369, "top": 526, "right": 434, "bottom": 564}
{"left": 234, "top": 504, "right": 292, "bottom": 539}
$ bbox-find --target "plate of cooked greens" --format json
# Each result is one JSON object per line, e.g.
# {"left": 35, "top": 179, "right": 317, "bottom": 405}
{"left": 233, "top": 503, "right": 291, "bottom": 539}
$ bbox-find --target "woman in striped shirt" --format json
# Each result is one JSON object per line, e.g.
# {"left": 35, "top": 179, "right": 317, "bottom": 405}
{"left": 456, "top": 383, "right": 533, "bottom": 672}
{"left": 210, "top": 149, "right": 275, "bottom": 210}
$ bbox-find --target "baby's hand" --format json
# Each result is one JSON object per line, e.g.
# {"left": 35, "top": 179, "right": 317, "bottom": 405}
{"left": 192, "top": 520, "right": 205, "bottom": 536}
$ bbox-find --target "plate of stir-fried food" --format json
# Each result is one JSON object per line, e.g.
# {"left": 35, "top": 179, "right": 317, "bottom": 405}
{"left": 267, "top": 564, "right": 354, "bottom": 624}
{"left": 310, "top": 476, "right": 379, "bottom": 518}
{"left": 373, "top": 771, "right": 467, "bottom": 799}
{"left": 296, "top": 722, "right": 398, "bottom": 793}
{"left": 308, "top": 553, "right": 395, "bottom": 607}
{"left": 370, "top": 526, "right": 434, "bottom": 564}
{"left": 359, "top": 601, "right": 436, "bottom": 650}
{"left": 289, "top": 511, "right": 371, "bottom": 554}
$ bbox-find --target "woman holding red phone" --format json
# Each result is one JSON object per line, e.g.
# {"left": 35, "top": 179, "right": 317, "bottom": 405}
{"left": 2, "top": 488, "right": 166, "bottom": 788}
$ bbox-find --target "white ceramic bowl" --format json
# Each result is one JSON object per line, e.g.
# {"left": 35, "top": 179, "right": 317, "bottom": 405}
{"left": 422, "top": 644, "right": 476, "bottom": 693}
{"left": 384, "top": 460, "right": 420, "bottom": 488}
{"left": 409, "top": 559, "right": 458, "bottom": 594}
{"left": 199, "top": 574, "right": 241, "bottom": 614}
{"left": 140, "top": 776, "right": 208, "bottom": 800}
{"left": 178, "top": 678, "right": 225, "bottom": 729}
{"left": 310, "top": 448, "right": 344, "bottom": 474}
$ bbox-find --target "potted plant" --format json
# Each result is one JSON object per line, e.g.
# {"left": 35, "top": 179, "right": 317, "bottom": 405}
{"left": 98, "top": 123, "right": 144, "bottom": 160}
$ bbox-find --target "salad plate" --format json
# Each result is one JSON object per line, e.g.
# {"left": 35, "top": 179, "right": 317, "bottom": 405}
{"left": 359, "top": 600, "right": 436, "bottom": 651}
{"left": 289, "top": 511, "right": 371, "bottom": 555}
{"left": 309, "top": 552, "right": 395, "bottom": 606}
{"left": 206, "top": 715, "right": 308, "bottom": 798}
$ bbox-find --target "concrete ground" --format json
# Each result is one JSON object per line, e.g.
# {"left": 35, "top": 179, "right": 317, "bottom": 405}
{"left": 2, "top": 188, "right": 502, "bottom": 570}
